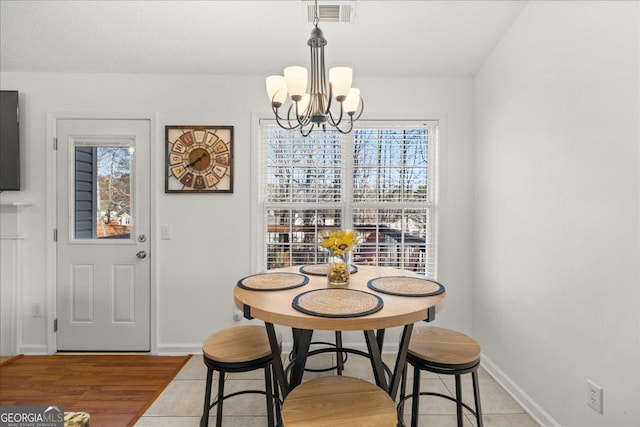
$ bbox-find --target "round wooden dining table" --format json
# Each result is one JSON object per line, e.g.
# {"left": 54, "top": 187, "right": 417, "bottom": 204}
{"left": 233, "top": 265, "right": 446, "bottom": 400}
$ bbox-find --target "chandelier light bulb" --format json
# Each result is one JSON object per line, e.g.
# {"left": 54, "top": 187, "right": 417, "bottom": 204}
{"left": 329, "top": 67, "right": 353, "bottom": 101}
{"left": 266, "top": 75, "right": 288, "bottom": 106}
{"left": 343, "top": 88, "right": 361, "bottom": 114}
{"left": 284, "top": 66, "right": 307, "bottom": 101}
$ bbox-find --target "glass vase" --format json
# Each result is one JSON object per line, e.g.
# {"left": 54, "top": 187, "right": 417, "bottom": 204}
{"left": 327, "top": 251, "right": 350, "bottom": 286}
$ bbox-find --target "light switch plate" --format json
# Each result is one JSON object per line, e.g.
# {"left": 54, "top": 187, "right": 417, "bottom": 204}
{"left": 161, "top": 225, "right": 171, "bottom": 240}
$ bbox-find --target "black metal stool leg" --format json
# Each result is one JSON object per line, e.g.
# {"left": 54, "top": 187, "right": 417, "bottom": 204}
{"left": 201, "top": 366, "right": 214, "bottom": 427}
{"left": 216, "top": 371, "right": 225, "bottom": 427}
{"left": 272, "top": 364, "right": 281, "bottom": 425}
{"left": 335, "top": 331, "right": 344, "bottom": 375}
{"left": 397, "top": 363, "right": 409, "bottom": 427}
{"left": 265, "top": 365, "right": 275, "bottom": 427}
{"left": 472, "top": 370, "right": 484, "bottom": 427}
{"left": 411, "top": 364, "right": 420, "bottom": 427}
{"left": 455, "top": 374, "right": 463, "bottom": 427}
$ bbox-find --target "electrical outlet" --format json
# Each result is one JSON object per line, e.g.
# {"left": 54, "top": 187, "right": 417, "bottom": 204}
{"left": 587, "top": 380, "right": 603, "bottom": 414}
{"left": 233, "top": 305, "right": 243, "bottom": 321}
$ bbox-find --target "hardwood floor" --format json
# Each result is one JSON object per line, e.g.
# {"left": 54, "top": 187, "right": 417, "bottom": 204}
{"left": 0, "top": 354, "right": 191, "bottom": 427}
{"left": 0, "top": 355, "right": 16, "bottom": 365}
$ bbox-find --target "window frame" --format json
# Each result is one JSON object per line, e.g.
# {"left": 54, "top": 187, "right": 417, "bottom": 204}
{"left": 251, "top": 116, "right": 441, "bottom": 278}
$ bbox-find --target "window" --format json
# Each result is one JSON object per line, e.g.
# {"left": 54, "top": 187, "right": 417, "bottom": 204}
{"left": 257, "top": 120, "right": 438, "bottom": 278}
{"left": 74, "top": 145, "right": 132, "bottom": 240}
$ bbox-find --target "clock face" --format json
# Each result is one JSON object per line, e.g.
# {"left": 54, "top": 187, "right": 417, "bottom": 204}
{"left": 165, "top": 126, "right": 233, "bottom": 193}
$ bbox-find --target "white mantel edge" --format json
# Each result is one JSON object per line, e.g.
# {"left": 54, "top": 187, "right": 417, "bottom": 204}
{"left": 0, "top": 202, "right": 32, "bottom": 210}
{"left": 0, "top": 202, "right": 32, "bottom": 239}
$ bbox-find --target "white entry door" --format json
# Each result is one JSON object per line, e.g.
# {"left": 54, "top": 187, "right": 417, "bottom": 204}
{"left": 56, "top": 119, "right": 150, "bottom": 351}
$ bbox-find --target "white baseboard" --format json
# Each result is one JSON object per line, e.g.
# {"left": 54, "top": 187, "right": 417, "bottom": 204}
{"left": 17, "top": 341, "right": 373, "bottom": 357}
{"left": 481, "top": 352, "right": 561, "bottom": 427}
{"left": 18, "top": 344, "right": 48, "bottom": 355}
{"left": 156, "top": 344, "right": 202, "bottom": 355}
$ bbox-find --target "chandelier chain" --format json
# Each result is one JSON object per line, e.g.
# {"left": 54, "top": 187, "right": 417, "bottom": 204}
{"left": 313, "top": 0, "right": 320, "bottom": 27}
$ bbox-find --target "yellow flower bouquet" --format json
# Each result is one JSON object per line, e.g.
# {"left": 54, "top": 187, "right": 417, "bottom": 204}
{"left": 318, "top": 230, "right": 361, "bottom": 285}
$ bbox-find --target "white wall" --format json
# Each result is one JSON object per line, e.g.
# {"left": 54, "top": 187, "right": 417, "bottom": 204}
{"left": 0, "top": 72, "right": 474, "bottom": 353}
{"left": 473, "top": 1, "right": 639, "bottom": 426}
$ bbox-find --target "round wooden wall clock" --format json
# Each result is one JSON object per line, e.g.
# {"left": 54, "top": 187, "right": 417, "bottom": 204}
{"left": 165, "top": 125, "right": 234, "bottom": 193}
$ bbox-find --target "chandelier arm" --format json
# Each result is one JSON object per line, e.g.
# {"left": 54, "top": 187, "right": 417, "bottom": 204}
{"left": 298, "top": 115, "right": 313, "bottom": 128}
{"left": 351, "top": 95, "right": 365, "bottom": 121}
{"left": 310, "top": 45, "right": 317, "bottom": 94}
{"left": 325, "top": 82, "right": 334, "bottom": 116}
{"left": 310, "top": 46, "right": 322, "bottom": 119}
{"left": 291, "top": 102, "right": 314, "bottom": 128}
{"left": 301, "top": 122, "right": 316, "bottom": 137}
{"left": 275, "top": 114, "right": 301, "bottom": 131}
{"left": 293, "top": 101, "right": 303, "bottom": 121}
{"left": 272, "top": 105, "right": 301, "bottom": 130}
{"left": 319, "top": 47, "right": 330, "bottom": 115}
{"left": 333, "top": 119, "right": 354, "bottom": 134}
{"left": 325, "top": 102, "right": 345, "bottom": 127}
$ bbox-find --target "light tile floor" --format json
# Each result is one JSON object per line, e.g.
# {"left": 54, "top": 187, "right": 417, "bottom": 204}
{"left": 135, "top": 353, "right": 540, "bottom": 426}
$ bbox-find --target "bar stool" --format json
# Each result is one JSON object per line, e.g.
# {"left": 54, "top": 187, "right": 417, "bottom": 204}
{"left": 201, "top": 325, "right": 282, "bottom": 427}
{"left": 399, "top": 327, "right": 484, "bottom": 427}
{"left": 281, "top": 376, "right": 397, "bottom": 427}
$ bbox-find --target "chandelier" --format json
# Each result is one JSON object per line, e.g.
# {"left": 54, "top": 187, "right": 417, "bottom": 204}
{"left": 266, "top": 0, "right": 364, "bottom": 136}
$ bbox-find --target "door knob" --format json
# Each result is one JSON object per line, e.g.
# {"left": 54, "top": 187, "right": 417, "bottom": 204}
{"left": 136, "top": 251, "right": 147, "bottom": 259}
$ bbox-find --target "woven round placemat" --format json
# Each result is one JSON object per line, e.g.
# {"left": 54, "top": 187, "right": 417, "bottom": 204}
{"left": 299, "top": 264, "right": 359, "bottom": 276}
{"left": 292, "top": 288, "right": 383, "bottom": 318}
{"left": 237, "top": 272, "right": 309, "bottom": 291}
{"left": 367, "top": 276, "right": 445, "bottom": 297}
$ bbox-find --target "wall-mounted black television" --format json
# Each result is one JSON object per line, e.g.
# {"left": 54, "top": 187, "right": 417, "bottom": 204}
{"left": 0, "top": 90, "right": 20, "bottom": 191}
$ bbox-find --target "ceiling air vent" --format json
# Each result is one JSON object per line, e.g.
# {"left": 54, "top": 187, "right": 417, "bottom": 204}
{"left": 305, "top": 1, "right": 356, "bottom": 23}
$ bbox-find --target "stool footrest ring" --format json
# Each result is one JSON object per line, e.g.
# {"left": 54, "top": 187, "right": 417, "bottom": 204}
{"left": 288, "top": 341, "right": 349, "bottom": 373}
{"left": 286, "top": 346, "right": 392, "bottom": 380}
{"left": 208, "top": 389, "right": 269, "bottom": 410}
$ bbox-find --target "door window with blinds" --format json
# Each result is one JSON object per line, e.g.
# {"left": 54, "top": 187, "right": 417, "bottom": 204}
{"left": 258, "top": 120, "right": 439, "bottom": 278}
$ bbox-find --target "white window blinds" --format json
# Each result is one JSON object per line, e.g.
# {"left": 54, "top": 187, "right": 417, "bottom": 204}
{"left": 261, "top": 126, "right": 344, "bottom": 204}
{"left": 258, "top": 120, "right": 438, "bottom": 278}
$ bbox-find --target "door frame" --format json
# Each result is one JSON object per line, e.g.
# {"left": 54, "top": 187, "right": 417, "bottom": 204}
{"left": 45, "top": 112, "right": 159, "bottom": 354}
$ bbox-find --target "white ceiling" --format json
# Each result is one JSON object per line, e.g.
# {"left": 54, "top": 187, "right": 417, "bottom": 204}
{"left": 0, "top": 0, "right": 526, "bottom": 78}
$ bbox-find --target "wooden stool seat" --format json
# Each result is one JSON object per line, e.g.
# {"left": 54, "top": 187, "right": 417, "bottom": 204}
{"left": 400, "top": 327, "right": 484, "bottom": 427}
{"left": 408, "top": 327, "right": 481, "bottom": 369}
{"left": 282, "top": 376, "right": 397, "bottom": 427}
{"left": 203, "top": 324, "right": 281, "bottom": 364}
{"left": 201, "top": 325, "right": 282, "bottom": 427}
